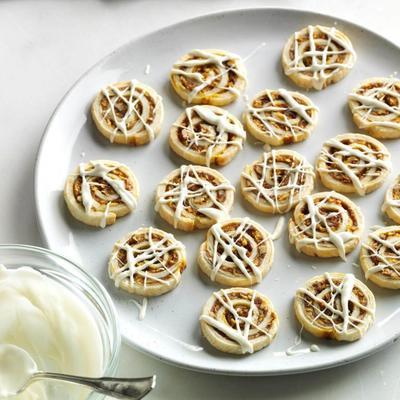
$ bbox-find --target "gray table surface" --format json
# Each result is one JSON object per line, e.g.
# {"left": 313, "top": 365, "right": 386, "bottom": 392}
{"left": 1, "top": 0, "right": 399, "bottom": 399}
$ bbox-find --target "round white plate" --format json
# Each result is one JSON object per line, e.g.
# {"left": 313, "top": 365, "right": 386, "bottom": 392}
{"left": 35, "top": 8, "right": 400, "bottom": 375}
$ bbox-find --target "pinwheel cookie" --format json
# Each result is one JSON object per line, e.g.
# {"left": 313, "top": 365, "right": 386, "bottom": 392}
{"left": 282, "top": 25, "right": 356, "bottom": 90}
{"left": 243, "top": 88, "right": 319, "bottom": 146}
{"left": 91, "top": 80, "right": 164, "bottom": 145}
{"left": 197, "top": 217, "right": 274, "bottom": 286}
{"left": 241, "top": 150, "right": 314, "bottom": 214}
{"left": 155, "top": 165, "right": 235, "bottom": 231}
{"left": 294, "top": 273, "right": 375, "bottom": 341}
{"left": 360, "top": 226, "right": 400, "bottom": 289}
{"left": 169, "top": 105, "right": 246, "bottom": 167}
{"left": 200, "top": 287, "right": 279, "bottom": 354}
{"left": 64, "top": 160, "right": 139, "bottom": 228}
{"left": 348, "top": 77, "right": 400, "bottom": 139}
{"left": 170, "top": 49, "right": 247, "bottom": 106}
{"left": 288, "top": 191, "right": 364, "bottom": 260}
{"left": 109, "top": 227, "right": 186, "bottom": 296}
{"left": 382, "top": 175, "right": 400, "bottom": 224}
{"left": 316, "top": 133, "right": 391, "bottom": 196}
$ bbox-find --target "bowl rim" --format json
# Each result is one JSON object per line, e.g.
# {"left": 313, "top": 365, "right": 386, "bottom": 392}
{"left": 0, "top": 243, "right": 121, "bottom": 378}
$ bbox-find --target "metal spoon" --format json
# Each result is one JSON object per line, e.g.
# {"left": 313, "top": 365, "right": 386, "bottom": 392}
{"left": 0, "top": 344, "right": 155, "bottom": 400}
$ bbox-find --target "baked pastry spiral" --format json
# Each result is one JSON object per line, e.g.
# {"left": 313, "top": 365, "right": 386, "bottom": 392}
{"left": 64, "top": 160, "right": 139, "bottom": 227}
{"left": 241, "top": 149, "right": 314, "bottom": 214}
{"left": 108, "top": 226, "right": 186, "bottom": 296}
{"left": 288, "top": 191, "right": 364, "bottom": 260}
{"left": 169, "top": 105, "right": 246, "bottom": 167}
{"left": 243, "top": 88, "right": 319, "bottom": 146}
{"left": 170, "top": 49, "right": 247, "bottom": 106}
{"left": 282, "top": 25, "right": 356, "bottom": 90}
{"left": 197, "top": 217, "right": 274, "bottom": 286}
{"left": 316, "top": 133, "right": 391, "bottom": 196}
{"left": 155, "top": 165, "right": 235, "bottom": 231}
{"left": 200, "top": 287, "right": 279, "bottom": 354}
{"left": 382, "top": 175, "right": 400, "bottom": 224}
{"left": 91, "top": 80, "right": 164, "bottom": 145}
{"left": 348, "top": 77, "right": 400, "bottom": 139}
{"left": 294, "top": 273, "right": 375, "bottom": 342}
{"left": 360, "top": 226, "right": 400, "bottom": 289}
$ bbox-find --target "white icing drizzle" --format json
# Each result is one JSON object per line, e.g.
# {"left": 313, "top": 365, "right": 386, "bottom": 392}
{"left": 292, "top": 192, "right": 358, "bottom": 260}
{"left": 274, "top": 327, "right": 320, "bottom": 357}
{"left": 286, "top": 25, "right": 356, "bottom": 90}
{"left": 174, "top": 105, "right": 246, "bottom": 167}
{"left": 111, "top": 227, "right": 184, "bottom": 289}
{"left": 171, "top": 49, "right": 246, "bottom": 103}
{"left": 144, "top": 64, "right": 151, "bottom": 75}
{"left": 246, "top": 89, "right": 318, "bottom": 141}
{"left": 361, "top": 229, "right": 400, "bottom": 279}
{"left": 349, "top": 78, "right": 400, "bottom": 128}
{"left": 200, "top": 289, "right": 273, "bottom": 354}
{"left": 156, "top": 165, "right": 234, "bottom": 228}
{"left": 130, "top": 297, "right": 148, "bottom": 321}
{"left": 298, "top": 273, "right": 374, "bottom": 335}
{"left": 78, "top": 161, "right": 137, "bottom": 222}
{"left": 242, "top": 151, "right": 314, "bottom": 213}
{"left": 207, "top": 218, "right": 270, "bottom": 283}
{"left": 142, "top": 323, "right": 203, "bottom": 352}
{"left": 318, "top": 137, "right": 390, "bottom": 196}
{"left": 271, "top": 216, "right": 286, "bottom": 240}
{"left": 100, "top": 79, "right": 162, "bottom": 142}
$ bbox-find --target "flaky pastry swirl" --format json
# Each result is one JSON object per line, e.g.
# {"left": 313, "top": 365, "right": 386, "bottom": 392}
{"left": 109, "top": 226, "right": 186, "bottom": 296}
{"left": 243, "top": 88, "right": 319, "bottom": 145}
{"left": 197, "top": 217, "right": 274, "bottom": 286}
{"left": 360, "top": 226, "right": 400, "bottom": 289}
{"left": 155, "top": 165, "right": 234, "bottom": 231}
{"left": 91, "top": 80, "right": 164, "bottom": 145}
{"left": 64, "top": 160, "right": 139, "bottom": 227}
{"left": 316, "top": 133, "right": 391, "bottom": 196}
{"left": 170, "top": 49, "right": 247, "bottom": 106}
{"left": 294, "top": 272, "right": 375, "bottom": 341}
{"left": 200, "top": 287, "right": 279, "bottom": 354}
{"left": 348, "top": 77, "right": 400, "bottom": 139}
{"left": 288, "top": 191, "right": 364, "bottom": 260}
{"left": 169, "top": 105, "right": 246, "bottom": 167}
{"left": 241, "top": 150, "right": 314, "bottom": 214}
{"left": 282, "top": 25, "right": 356, "bottom": 90}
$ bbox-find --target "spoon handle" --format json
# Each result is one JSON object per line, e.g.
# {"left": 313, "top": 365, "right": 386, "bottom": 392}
{"left": 32, "top": 372, "right": 156, "bottom": 399}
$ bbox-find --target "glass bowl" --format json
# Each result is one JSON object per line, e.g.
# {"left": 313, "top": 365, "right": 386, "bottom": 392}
{"left": 0, "top": 244, "right": 121, "bottom": 399}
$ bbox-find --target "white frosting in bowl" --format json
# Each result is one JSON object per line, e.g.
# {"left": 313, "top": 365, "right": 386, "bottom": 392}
{"left": 0, "top": 266, "right": 103, "bottom": 399}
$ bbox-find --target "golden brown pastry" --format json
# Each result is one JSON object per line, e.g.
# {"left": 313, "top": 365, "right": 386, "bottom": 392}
{"left": 282, "top": 25, "right": 356, "bottom": 90}
{"left": 200, "top": 287, "right": 279, "bottom": 354}
{"left": 91, "top": 80, "right": 163, "bottom": 145}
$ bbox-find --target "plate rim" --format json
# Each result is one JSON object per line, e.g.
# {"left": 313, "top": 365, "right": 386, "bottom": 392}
{"left": 34, "top": 6, "right": 400, "bottom": 375}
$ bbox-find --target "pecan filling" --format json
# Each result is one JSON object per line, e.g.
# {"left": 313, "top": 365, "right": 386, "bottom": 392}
{"left": 177, "top": 113, "right": 236, "bottom": 154}
{"left": 368, "top": 231, "right": 400, "bottom": 279}
{"left": 289, "top": 30, "right": 346, "bottom": 76}
{"left": 164, "top": 172, "right": 227, "bottom": 214}
{"left": 356, "top": 82, "right": 400, "bottom": 117}
{"left": 302, "top": 279, "right": 367, "bottom": 330}
{"left": 100, "top": 86, "right": 155, "bottom": 130}
{"left": 252, "top": 94, "right": 310, "bottom": 140}
{"left": 207, "top": 223, "right": 266, "bottom": 275}
{"left": 73, "top": 168, "right": 133, "bottom": 206}
{"left": 116, "top": 232, "right": 182, "bottom": 286}
{"left": 210, "top": 292, "right": 275, "bottom": 341}
{"left": 245, "top": 155, "right": 305, "bottom": 202}
{"left": 300, "top": 198, "right": 358, "bottom": 234}
{"left": 177, "top": 58, "right": 238, "bottom": 93}
{"left": 327, "top": 139, "right": 386, "bottom": 184}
